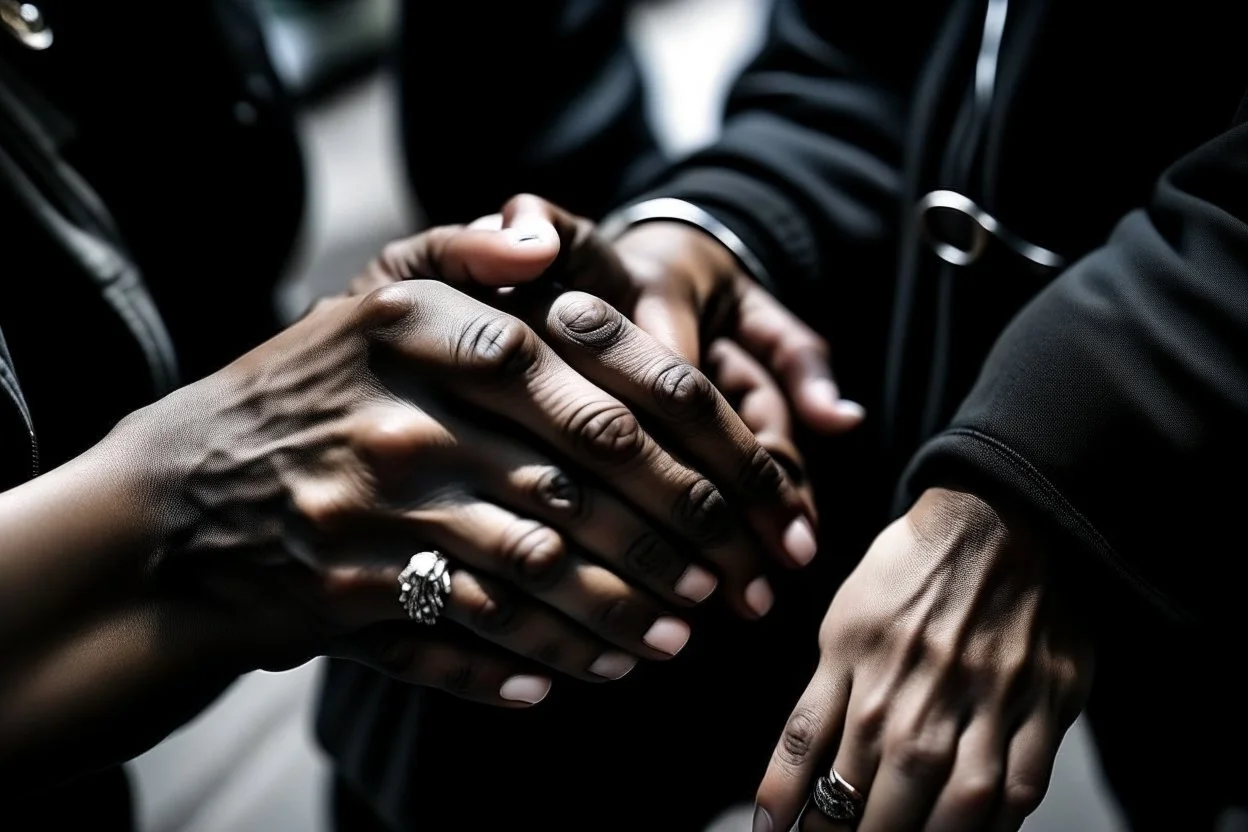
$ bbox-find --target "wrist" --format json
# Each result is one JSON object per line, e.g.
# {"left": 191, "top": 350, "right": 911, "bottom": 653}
{"left": 614, "top": 221, "right": 744, "bottom": 301}
{"left": 101, "top": 385, "right": 208, "bottom": 566}
{"left": 907, "top": 486, "right": 1045, "bottom": 576}
{"left": 100, "top": 390, "right": 305, "bottom": 672}
{"left": 601, "top": 197, "right": 772, "bottom": 289}
{"left": 0, "top": 391, "right": 209, "bottom": 656}
{"left": 908, "top": 486, "right": 1098, "bottom": 654}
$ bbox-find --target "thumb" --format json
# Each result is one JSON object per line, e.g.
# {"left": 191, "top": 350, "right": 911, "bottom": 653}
{"left": 375, "top": 195, "right": 564, "bottom": 288}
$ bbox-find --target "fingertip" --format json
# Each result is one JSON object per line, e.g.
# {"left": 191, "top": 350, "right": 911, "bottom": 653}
{"left": 499, "top": 674, "right": 552, "bottom": 705}
{"left": 501, "top": 194, "right": 560, "bottom": 251}
{"left": 674, "top": 564, "right": 719, "bottom": 604}
{"left": 466, "top": 224, "right": 560, "bottom": 284}
{"left": 834, "top": 399, "right": 867, "bottom": 422}
{"left": 642, "top": 617, "right": 692, "bottom": 657}
{"left": 745, "top": 576, "right": 775, "bottom": 618}
{"left": 783, "top": 516, "right": 818, "bottom": 567}
{"left": 797, "top": 379, "right": 866, "bottom": 433}
{"left": 502, "top": 221, "right": 559, "bottom": 251}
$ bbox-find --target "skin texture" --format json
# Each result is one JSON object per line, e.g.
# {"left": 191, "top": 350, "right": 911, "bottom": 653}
{"left": 0, "top": 214, "right": 812, "bottom": 787}
{"left": 353, "top": 194, "right": 870, "bottom": 608}
{"left": 754, "top": 488, "right": 1095, "bottom": 832}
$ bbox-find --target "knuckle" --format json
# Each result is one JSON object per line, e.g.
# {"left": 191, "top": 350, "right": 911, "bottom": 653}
{"left": 468, "top": 587, "right": 520, "bottom": 635}
{"left": 531, "top": 466, "right": 587, "bottom": 520}
{"left": 673, "top": 478, "right": 732, "bottom": 544}
{"left": 358, "top": 282, "right": 417, "bottom": 329}
{"left": 1048, "top": 653, "right": 1083, "bottom": 694}
{"left": 291, "top": 477, "right": 362, "bottom": 535}
{"left": 1049, "top": 655, "right": 1091, "bottom": 722}
{"left": 361, "top": 629, "right": 418, "bottom": 676}
{"left": 502, "top": 521, "right": 567, "bottom": 587}
{"left": 454, "top": 313, "right": 538, "bottom": 378}
{"left": 947, "top": 771, "right": 1002, "bottom": 815}
{"left": 886, "top": 732, "right": 957, "bottom": 780}
{"left": 776, "top": 708, "right": 823, "bottom": 769}
{"left": 919, "top": 630, "right": 961, "bottom": 673}
{"left": 651, "top": 362, "right": 717, "bottom": 422}
{"left": 591, "top": 596, "right": 639, "bottom": 640}
{"left": 990, "top": 647, "right": 1034, "bottom": 697}
{"left": 1003, "top": 778, "right": 1046, "bottom": 816}
{"left": 736, "top": 444, "right": 786, "bottom": 501}
{"left": 528, "top": 640, "right": 567, "bottom": 669}
{"left": 621, "top": 532, "right": 675, "bottom": 582}
{"left": 568, "top": 403, "right": 647, "bottom": 464}
{"left": 553, "top": 293, "right": 625, "bottom": 347}
{"left": 852, "top": 693, "right": 890, "bottom": 740}
{"left": 441, "top": 661, "right": 478, "bottom": 697}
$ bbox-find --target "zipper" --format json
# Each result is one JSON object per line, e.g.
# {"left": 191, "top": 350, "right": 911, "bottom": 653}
{"left": 973, "top": 0, "right": 1009, "bottom": 138}
{"left": 0, "top": 330, "right": 39, "bottom": 478}
{"left": 918, "top": 0, "right": 1011, "bottom": 437}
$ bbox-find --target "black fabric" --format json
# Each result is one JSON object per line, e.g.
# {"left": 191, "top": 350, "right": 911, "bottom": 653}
{"left": 638, "top": 0, "right": 1248, "bottom": 473}
{"left": 903, "top": 121, "right": 1248, "bottom": 635}
{"left": 333, "top": 775, "right": 395, "bottom": 832}
{"left": 319, "top": 1, "right": 1248, "bottom": 829}
{"left": 396, "top": 0, "right": 665, "bottom": 226}
{"left": 1085, "top": 623, "right": 1248, "bottom": 830}
{"left": 4, "top": 766, "right": 137, "bottom": 831}
{"left": 0, "top": 0, "right": 303, "bottom": 821}
{"left": 0, "top": 0, "right": 302, "bottom": 472}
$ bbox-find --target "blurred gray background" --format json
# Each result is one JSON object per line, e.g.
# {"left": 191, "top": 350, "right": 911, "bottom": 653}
{"left": 129, "top": 1, "right": 1131, "bottom": 829}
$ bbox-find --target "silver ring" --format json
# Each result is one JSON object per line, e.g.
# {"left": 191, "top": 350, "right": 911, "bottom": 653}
{"left": 811, "top": 768, "right": 865, "bottom": 824}
{"left": 397, "top": 551, "right": 451, "bottom": 625}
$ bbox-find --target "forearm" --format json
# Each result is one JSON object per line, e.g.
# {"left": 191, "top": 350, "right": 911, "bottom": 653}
{"left": 0, "top": 595, "right": 240, "bottom": 785}
{"left": 0, "top": 404, "right": 243, "bottom": 783}
{"left": 0, "top": 426, "right": 157, "bottom": 651}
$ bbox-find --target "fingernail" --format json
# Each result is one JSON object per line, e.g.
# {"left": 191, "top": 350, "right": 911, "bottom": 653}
{"left": 752, "top": 805, "right": 772, "bottom": 832}
{"left": 746, "top": 576, "right": 774, "bottom": 618}
{"left": 504, "top": 222, "right": 552, "bottom": 247}
{"left": 783, "top": 516, "right": 818, "bottom": 566}
{"left": 835, "top": 399, "right": 867, "bottom": 421}
{"left": 499, "top": 675, "right": 552, "bottom": 704}
{"left": 643, "top": 617, "right": 691, "bottom": 656}
{"left": 588, "top": 651, "right": 639, "bottom": 680}
{"left": 674, "top": 564, "right": 718, "bottom": 603}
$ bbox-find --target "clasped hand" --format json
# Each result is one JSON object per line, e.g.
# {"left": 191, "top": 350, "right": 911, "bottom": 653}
{"left": 133, "top": 194, "right": 826, "bottom": 707}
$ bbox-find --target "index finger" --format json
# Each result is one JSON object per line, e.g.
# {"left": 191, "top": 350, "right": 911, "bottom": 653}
{"left": 757, "top": 662, "right": 851, "bottom": 832}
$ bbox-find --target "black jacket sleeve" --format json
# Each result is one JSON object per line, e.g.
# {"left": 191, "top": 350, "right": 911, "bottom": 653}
{"left": 630, "top": 0, "right": 943, "bottom": 301}
{"left": 903, "top": 120, "right": 1248, "bottom": 632}
{"left": 396, "top": 1, "right": 665, "bottom": 225}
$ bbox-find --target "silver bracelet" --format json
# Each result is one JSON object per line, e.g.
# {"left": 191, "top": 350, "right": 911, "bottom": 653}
{"left": 598, "top": 197, "right": 773, "bottom": 289}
